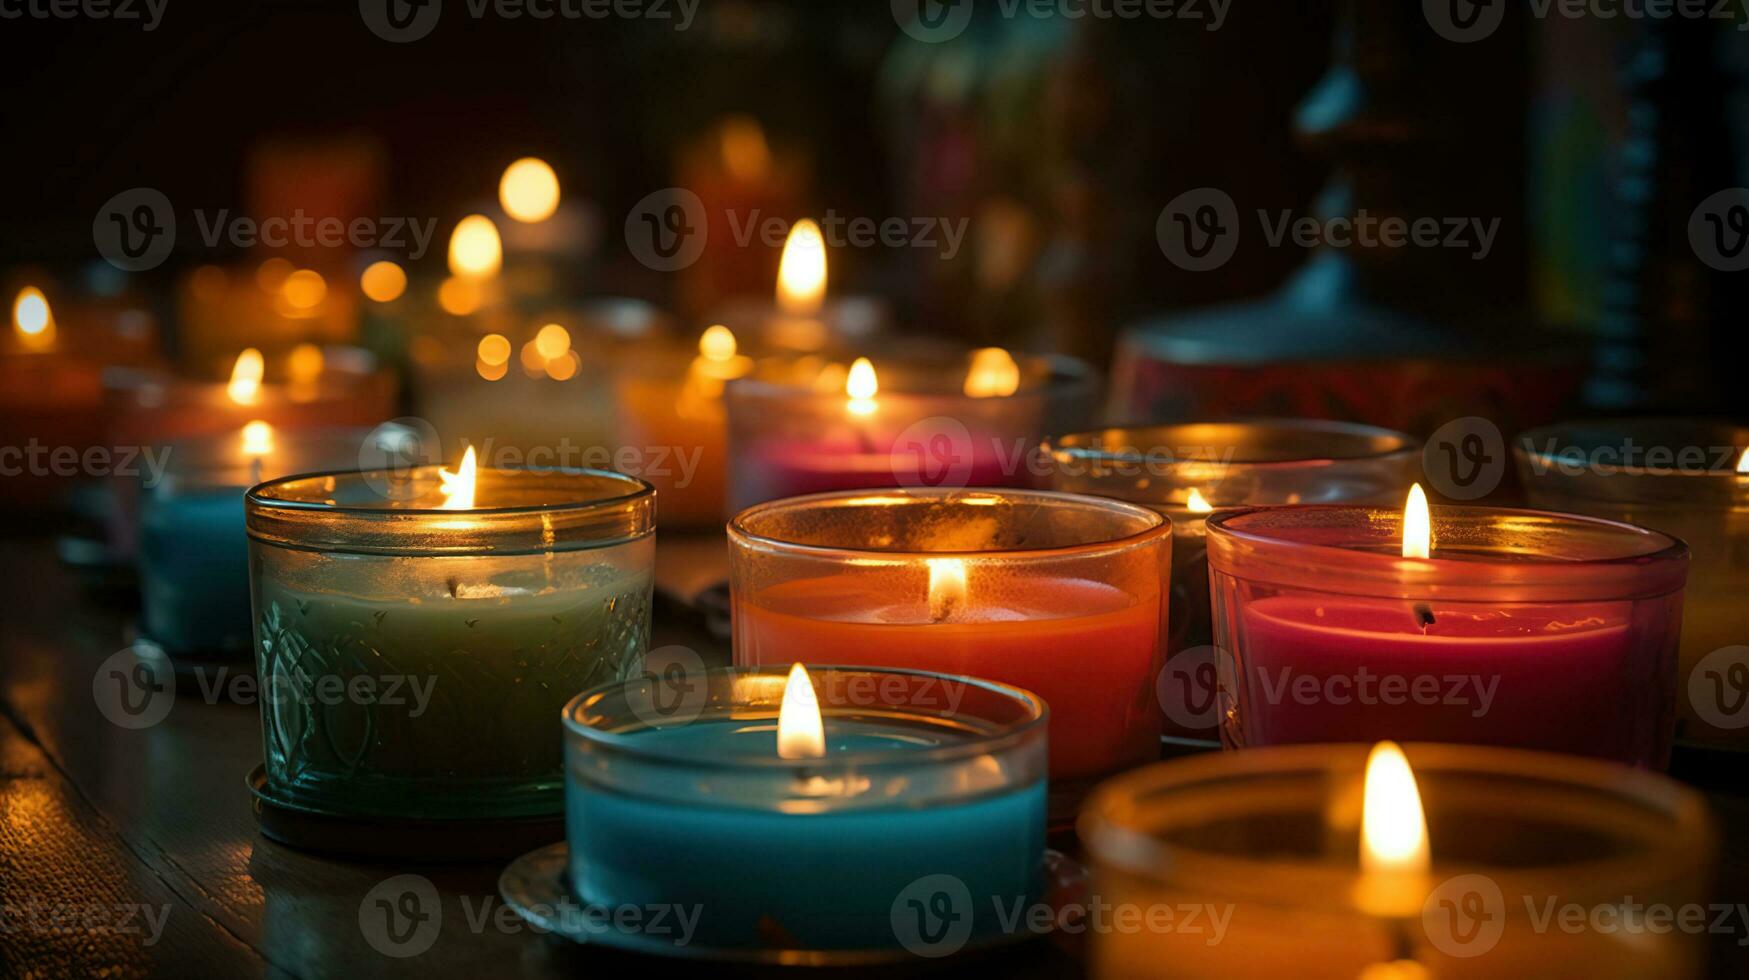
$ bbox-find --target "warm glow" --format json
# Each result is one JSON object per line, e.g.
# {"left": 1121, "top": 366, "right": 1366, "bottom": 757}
{"left": 963, "top": 347, "right": 1021, "bottom": 398}
{"left": 256, "top": 257, "right": 294, "bottom": 293}
{"left": 12, "top": 287, "right": 54, "bottom": 350}
{"left": 1402, "top": 484, "right": 1432, "bottom": 560}
{"left": 360, "top": 260, "right": 408, "bottom": 302}
{"left": 927, "top": 558, "right": 968, "bottom": 623}
{"left": 499, "top": 157, "right": 561, "bottom": 223}
{"left": 699, "top": 324, "right": 737, "bottom": 361}
{"left": 534, "top": 323, "right": 572, "bottom": 360}
{"left": 1186, "top": 488, "right": 1214, "bottom": 513}
{"left": 439, "top": 447, "right": 478, "bottom": 511}
{"left": 545, "top": 351, "right": 580, "bottom": 381}
{"left": 437, "top": 276, "right": 483, "bottom": 316}
{"left": 846, "top": 357, "right": 878, "bottom": 416}
{"left": 776, "top": 219, "right": 828, "bottom": 316}
{"left": 777, "top": 663, "right": 826, "bottom": 760}
{"left": 1737, "top": 448, "right": 1749, "bottom": 474}
{"left": 476, "top": 334, "right": 512, "bottom": 366}
{"left": 720, "top": 115, "right": 773, "bottom": 182}
{"left": 280, "top": 269, "right": 327, "bottom": 309}
{"left": 287, "top": 343, "right": 325, "bottom": 386}
{"left": 476, "top": 358, "right": 508, "bottom": 381}
{"left": 448, "top": 214, "right": 504, "bottom": 278}
{"left": 226, "top": 349, "right": 265, "bottom": 405}
{"left": 1360, "top": 741, "right": 1430, "bottom": 877}
{"left": 240, "top": 420, "right": 275, "bottom": 457}
{"left": 519, "top": 340, "right": 546, "bottom": 378}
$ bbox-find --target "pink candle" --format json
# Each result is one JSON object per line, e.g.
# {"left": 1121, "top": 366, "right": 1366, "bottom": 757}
{"left": 1206, "top": 496, "right": 1688, "bottom": 768}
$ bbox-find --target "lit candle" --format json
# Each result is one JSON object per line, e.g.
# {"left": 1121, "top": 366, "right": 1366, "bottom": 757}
{"left": 730, "top": 488, "right": 1169, "bottom": 822}
{"left": 1045, "top": 420, "right": 1420, "bottom": 744}
{"left": 245, "top": 456, "right": 655, "bottom": 819}
{"left": 1206, "top": 488, "right": 1689, "bottom": 767}
{"left": 705, "top": 219, "right": 889, "bottom": 356}
{"left": 1082, "top": 742, "right": 1718, "bottom": 978}
{"left": 560, "top": 664, "right": 1046, "bottom": 958}
{"left": 0, "top": 286, "right": 109, "bottom": 509}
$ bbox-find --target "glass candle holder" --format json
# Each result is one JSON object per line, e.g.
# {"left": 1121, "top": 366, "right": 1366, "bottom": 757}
{"left": 139, "top": 426, "right": 385, "bottom": 660}
{"left": 1205, "top": 506, "right": 1687, "bottom": 767}
{"left": 730, "top": 488, "right": 1169, "bottom": 820}
{"left": 723, "top": 351, "right": 1098, "bottom": 511}
{"left": 245, "top": 466, "right": 655, "bottom": 820}
{"left": 1516, "top": 420, "right": 1749, "bottom": 752}
{"left": 1045, "top": 420, "right": 1420, "bottom": 743}
{"left": 563, "top": 665, "right": 1046, "bottom": 962}
{"left": 1079, "top": 743, "right": 1718, "bottom": 979}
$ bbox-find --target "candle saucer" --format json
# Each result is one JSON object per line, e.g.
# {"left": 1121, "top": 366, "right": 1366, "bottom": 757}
{"left": 498, "top": 842, "right": 1071, "bottom": 966}
{"left": 246, "top": 765, "right": 563, "bottom": 863}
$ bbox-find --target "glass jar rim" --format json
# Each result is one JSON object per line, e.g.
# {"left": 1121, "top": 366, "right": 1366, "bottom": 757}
{"left": 1516, "top": 418, "right": 1749, "bottom": 479}
{"left": 1045, "top": 418, "right": 1420, "bottom": 469}
{"left": 725, "top": 351, "right": 1097, "bottom": 400}
{"left": 246, "top": 465, "right": 654, "bottom": 556}
{"left": 1205, "top": 504, "right": 1687, "bottom": 602}
{"left": 562, "top": 665, "right": 1047, "bottom": 771}
{"left": 728, "top": 487, "right": 1170, "bottom": 562}
{"left": 1079, "top": 743, "right": 1717, "bottom": 911}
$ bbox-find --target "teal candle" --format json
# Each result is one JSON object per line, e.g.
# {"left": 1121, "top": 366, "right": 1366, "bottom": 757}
{"left": 562, "top": 666, "right": 1048, "bottom": 959}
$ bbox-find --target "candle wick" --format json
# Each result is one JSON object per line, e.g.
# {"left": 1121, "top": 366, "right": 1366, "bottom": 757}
{"left": 1413, "top": 603, "right": 1437, "bottom": 631}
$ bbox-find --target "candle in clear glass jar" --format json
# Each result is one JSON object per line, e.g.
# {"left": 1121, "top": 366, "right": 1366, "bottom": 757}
{"left": 245, "top": 459, "right": 654, "bottom": 819}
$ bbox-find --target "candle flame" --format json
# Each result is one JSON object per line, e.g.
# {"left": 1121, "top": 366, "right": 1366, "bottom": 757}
{"left": 1361, "top": 741, "right": 1430, "bottom": 877}
{"left": 927, "top": 558, "right": 968, "bottom": 623}
{"left": 1186, "top": 488, "right": 1214, "bottom": 513}
{"left": 1737, "top": 448, "right": 1749, "bottom": 475}
{"left": 777, "top": 220, "right": 828, "bottom": 316}
{"left": 720, "top": 115, "right": 773, "bottom": 182}
{"left": 499, "top": 157, "right": 560, "bottom": 223}
{"left": 287, "top": 343, "right": 324, "bottom": 386}
{"left": 963, "top": 347, "right": 1021, "bottom": 398}
{"left": 449, "top": 214, "right": 503, "bottom": 279}
{"left": 1402, "top": 484, "right": 1432, "bottom": 559}
{"left": 240, "top": 420, "right": 275, "bottom": 458}
{"left": 439, "top": 446, "right": 478, "bottom": 511}
{"left": 777, "top": 663, "right": 826, "bottom": 760}
{"left": 699, "top": 324, "right": 737, "bottom": 361}
{"left": 227, "top": 348, "right": 265, "bottom": 406}
{"left": 845, "top": 357, "right": 878, "bottom": 417}
{"left": 12, "top": 287, "right": 54, "bottom": 350}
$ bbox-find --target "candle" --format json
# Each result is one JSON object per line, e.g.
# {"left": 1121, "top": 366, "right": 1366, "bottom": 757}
{"left": 0, "top": 286, "right": 108, "bottom": 509}
{"left": 706, "top": 220, "right": 890, "bottom": 356}
{"left": 1205, "top": 489, "right": 1688, "bottom": 767}
{"left": 1045, "top": 420, "right": 1420, "bottom": 744}
{"left": 561, "top": 664, "right": 1046, "bottom": 959}
{"left": 730, "top": 488, "right": 1168, "bottom": 822}
{"left": 725, "top": 350, "right": 1098, "bottom": 511}
{"left": 1516, "top": 420, "right": 1749, "bottom": 752}
{"left": 136, "top": 424, "right": 398, "bottom": 661}
{"left": 1080, "top": 742, "right": 1718, "bottom": 978}
{"left": 612, "top": 324, "right": 752, "bottom": 528}
{"left": 245, "top": 457, "right": 655, "bottom": 819}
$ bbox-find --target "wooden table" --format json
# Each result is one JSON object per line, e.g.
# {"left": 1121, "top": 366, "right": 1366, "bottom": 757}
{"left": 0, "top": 531, "right": 1742, "bottom": 978}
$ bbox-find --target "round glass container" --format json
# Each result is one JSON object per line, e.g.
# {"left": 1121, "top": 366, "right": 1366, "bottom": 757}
{"left": 245, "top": 466, "right": 654, "bottom": 819}
{"left": 1205, "top": 505, "right": 1688, "bottom": 767}
{"left": 1080, "top": 743, "right": 1718, "bottom": 979}
{"left": 1516, "top": 419, "right": 1749, "bottom": 751}
{"left": 730, "top": 487, "right": 1168, "bottom": 822}
{"left": 563, "top": 665, "right": 1046, "bottom": 963}
{"left": 723, "top": 351, "right": 1098, "bottom": 511}
{"left": 1045, "top": 420, "right": 1420, "bottom": 743}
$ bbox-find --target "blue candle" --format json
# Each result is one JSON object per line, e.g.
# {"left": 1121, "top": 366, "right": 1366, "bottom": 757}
{"left": 562, "top": 666, "right": 1048, "bottom": 958}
